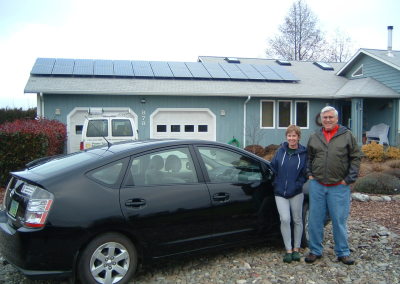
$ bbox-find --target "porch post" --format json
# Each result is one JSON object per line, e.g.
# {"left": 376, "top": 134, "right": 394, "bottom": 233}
{"left": 351, "top": 98, "right": 363, "bottom": 145}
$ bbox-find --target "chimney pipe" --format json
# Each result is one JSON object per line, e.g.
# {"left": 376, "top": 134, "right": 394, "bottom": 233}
{"left": 387, "top": 26, "right": 393, "bottom": 57}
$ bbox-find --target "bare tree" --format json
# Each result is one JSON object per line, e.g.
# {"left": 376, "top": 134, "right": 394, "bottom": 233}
{"left": 266, "top": 0, "right": 326, "bottom": 61}
{"left": 322, "top": 30, "right": 354, "bottom": 62}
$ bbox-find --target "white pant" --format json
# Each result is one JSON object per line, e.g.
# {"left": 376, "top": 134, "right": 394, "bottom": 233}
{"left": 275, "top": 193, "right": 304, "bottom": 251}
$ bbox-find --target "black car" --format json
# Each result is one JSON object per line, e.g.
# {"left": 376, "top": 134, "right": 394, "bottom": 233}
{"left": 0, "top": 139, "right": 308, "bottom": 284}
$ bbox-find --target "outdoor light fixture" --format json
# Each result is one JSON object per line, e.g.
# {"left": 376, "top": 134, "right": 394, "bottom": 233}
{"left": 140, "top": 98, "right": 146, "bottom": 104}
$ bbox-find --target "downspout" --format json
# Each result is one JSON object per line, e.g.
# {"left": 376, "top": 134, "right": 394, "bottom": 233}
{"left": 243, "top": 96, "right": 251, "bottom": 148}
{"left": 37, "top": 92, "right": 44, "bottom": 118}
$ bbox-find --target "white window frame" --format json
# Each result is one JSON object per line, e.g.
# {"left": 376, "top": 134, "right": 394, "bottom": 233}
{"left": 294, "top": 101, "right": 309, "bottom": 129}
{"left": 260, "top": 100, "right": 275, "bottom": 129}
{"left": 277, "top": 100, "right": 292, "bottom": 129}
{"left": 352, "top": 64, "right": 363, "bottom": 77}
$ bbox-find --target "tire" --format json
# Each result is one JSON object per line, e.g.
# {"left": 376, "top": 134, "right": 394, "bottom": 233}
{"left": 77, "top": 232, "right": 138, "bottom": 284}
{"left": 300, "top": 201, "right": 309, "bottom": 248}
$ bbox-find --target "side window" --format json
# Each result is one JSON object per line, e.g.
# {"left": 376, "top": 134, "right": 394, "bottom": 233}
{"left": 87, "top": 119, "right": 108, "bottom": 137}
{"left": 112, "top": 119, "right": 133, "bottom": 137}
{"left": 87, "top": 159, "right": 126, "bottom": 187}
{"left": 127, "top": 147, "right": 198, "bottom": 186}
{"left": 198, "top": 147, "right": 262, "bottom": 183}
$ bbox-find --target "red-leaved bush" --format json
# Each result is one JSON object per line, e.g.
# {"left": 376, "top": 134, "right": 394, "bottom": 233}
{"left": 0, "top": 119, "right": 67, "bottom": 186}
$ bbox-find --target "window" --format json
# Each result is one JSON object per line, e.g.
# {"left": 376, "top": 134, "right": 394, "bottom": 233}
{"left": 261, "top": 101, "right": 274, "bottom": 128}
{"left": 112, "top": 119, "right": 133, "bottom": 137}
{"left": 198, "top": 147, "right": 262, "bottom": 183}
{"left": 75, "top": 125, "right": 83, "bottom": 134}
{"left": 352, "top": 65, "right": 363, "bottom": 77}
{"left": 171, "top": 125, "right": 181, "bottom": 132}
{"left": 157, "top": 125, "right": 167, "bottom": 132}
{"left": 127, "top": 147, "right": 197, "bottom": 186}
{"left": 88, "top": 159, "right": 127, "bottom": 186}
{"left": 295, "top": 101, "right": 309, "bottom": 128}
{"left": 185, "top": 125, "right": 194, "bottom": 132}
{"left": 198, "top": 125, "right": 208, "bottom": 132}
{"left": 87, "top": 119, "right": 108, "bottom": 137}
{"left": 278, "top": 101, "right": 292, "bottom": 128}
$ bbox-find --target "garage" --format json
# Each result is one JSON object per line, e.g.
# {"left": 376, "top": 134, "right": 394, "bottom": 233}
{"left": 150, "top": 108, "right": 216, "bottom": 141}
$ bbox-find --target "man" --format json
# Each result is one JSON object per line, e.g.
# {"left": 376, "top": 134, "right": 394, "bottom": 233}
{"left": 305, "top": 106, "right": 361, "bottom": 265}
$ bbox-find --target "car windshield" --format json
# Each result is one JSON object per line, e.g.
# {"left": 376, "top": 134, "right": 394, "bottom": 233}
{"left": 29, "top": 152, "right": 100, "bottom": 176}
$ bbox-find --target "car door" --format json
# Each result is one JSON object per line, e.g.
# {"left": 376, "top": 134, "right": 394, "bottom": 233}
{"left": 195, "top": 145, "right": 278, "bottom": 244}
{"left": 119, "top": 146, "right": 214, "bottom": 257}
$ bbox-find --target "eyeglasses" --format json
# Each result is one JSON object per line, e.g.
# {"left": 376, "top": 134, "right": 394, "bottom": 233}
{"left": 322, "top": 116, "right": 335, "bottom": 120}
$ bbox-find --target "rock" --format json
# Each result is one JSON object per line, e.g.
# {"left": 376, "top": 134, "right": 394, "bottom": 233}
{"left": 381, "top": 195, "right": 392, "bottom": 201}
{"left": 352, "top": 193, "right": 370, "bottom": 202}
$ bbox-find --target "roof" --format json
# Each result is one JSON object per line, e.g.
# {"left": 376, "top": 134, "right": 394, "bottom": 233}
{"left": 337, "top": 48, "right": 400, "bottom": 75}
{"left": 25, "top": 56, "right": 352, "bottom": 99}
{"left": 335, "top": 77, "right": 400, "bottom": 98}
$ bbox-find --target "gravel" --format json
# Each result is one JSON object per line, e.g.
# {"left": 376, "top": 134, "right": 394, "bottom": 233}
{"left": 0, "top": 201, "right": 399, "bottom": 284}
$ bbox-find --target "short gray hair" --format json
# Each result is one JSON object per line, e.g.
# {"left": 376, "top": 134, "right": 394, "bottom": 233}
{"left": 320, "top": 106, "right": 338, "bottom": 117}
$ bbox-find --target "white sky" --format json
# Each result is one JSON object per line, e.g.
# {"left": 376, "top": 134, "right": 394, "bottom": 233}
{"left": 0, "top": 0, "right": 399, "bottom": 109}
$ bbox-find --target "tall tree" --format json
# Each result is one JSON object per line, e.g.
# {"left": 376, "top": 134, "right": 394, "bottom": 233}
{"left": 322, "top": 30, "right": 354, "bottom": 62}
{"left": 266, "top": 0, "right": 326, "bottom": 61}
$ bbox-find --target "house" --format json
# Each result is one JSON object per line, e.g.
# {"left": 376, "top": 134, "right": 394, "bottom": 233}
{"left": 24, "top": 49, "right": 400, "bottom": 153}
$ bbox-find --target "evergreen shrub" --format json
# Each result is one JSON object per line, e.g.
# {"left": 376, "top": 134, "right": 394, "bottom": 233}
{"left": 353, "top": 172, "right": 400, "bottom": 195}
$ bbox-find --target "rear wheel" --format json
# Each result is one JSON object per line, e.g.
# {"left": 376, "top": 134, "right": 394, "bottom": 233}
{"left": 78, "top": 232, "right": 137, "bottom": 284}
{"left": 301, "top": 201, "right": 309, "bottom": 248}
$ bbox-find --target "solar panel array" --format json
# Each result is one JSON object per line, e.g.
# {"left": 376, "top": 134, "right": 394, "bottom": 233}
{"left": 30, "top": 58, "right": 299, "bottom": 82}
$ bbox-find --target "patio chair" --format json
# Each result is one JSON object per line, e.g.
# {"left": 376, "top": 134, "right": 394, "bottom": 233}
{"left": 366, "top": 123, "right": 390, "bottom": 145}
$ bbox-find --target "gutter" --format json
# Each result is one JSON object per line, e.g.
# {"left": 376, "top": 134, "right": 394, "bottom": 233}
{"left": 243, "top": 96, "right": 251, "bottom": 147}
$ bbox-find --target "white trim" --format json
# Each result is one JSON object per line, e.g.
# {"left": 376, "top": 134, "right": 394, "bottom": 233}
{"left": 277, "top": 100, "right": 292, "bottom": 129}
{"left": 149, "top": 108, "right": 216, "bottom": 140}
{"left": 260, "top": 100, "right": 275, "bottom": 129}
{"left": 294, "top": 100, "right": 309, "bottom": 129}
{"left": 243, "top": 96, "right": 251, "bottom": 148}
{"left": 351, "top": 64, "right": 364, "bottom": 78}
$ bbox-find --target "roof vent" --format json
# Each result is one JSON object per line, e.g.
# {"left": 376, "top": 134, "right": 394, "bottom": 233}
{"left": 224, "top": 57, "right": 240, "bottom": 63}
{"left": 313, "top": 61, "right": 334, "bottom": 71}
{"left": 275, "top": 59, "right": 291, "bottom": 66}
{"left": 387, "top": 26, "right": 394, "bottom": 57}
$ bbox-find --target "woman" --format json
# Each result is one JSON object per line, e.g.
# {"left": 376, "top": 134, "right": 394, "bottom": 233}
{"left": 270, "top": 125, "right": 307, "bottom": 263}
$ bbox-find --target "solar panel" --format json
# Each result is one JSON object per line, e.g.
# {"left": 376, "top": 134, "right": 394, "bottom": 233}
{"left": 269, "top": 65, "right": 298, "bottom": 81}
{"left": 185, "top": 62, "right": 212, "bottom": 78}
{"left": 73, "top": 59, "right": 93, "bottom": 75}
{"left": 202, "top": 62, "right": 230, "bottom": 79}
{"left": 52, "top": 59, "right": 74, "bottom": 75}
{"left": 251, "top": 64, "right": 282, "bottom": 80}
{"left": 168, "top": 62, "right": 193, "bottom": 78}
{"left": 94, "top": 60, "right": 114, "bottom": 76}
{"left": 114, "top": 60, "right": 134, "bottom": 76}
{"left": 236, "top": 64, "right": 264, "bottom": 80}
{"left": 31, "top": 58, "right": 55, "bottom": 74}
{"left": 150, "top": 61, "right": 174, "bottom": 78}
{"left": 219, "top": 63, "right": 248, "bottom": 79}
{"left": 313, "top": 62, "right": 334, "bottom": 71}
{"left": 131, "top": 61, "right": 154, "bottom": 77}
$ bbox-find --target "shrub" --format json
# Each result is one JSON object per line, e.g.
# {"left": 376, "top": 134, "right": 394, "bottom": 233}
{"left": 244, "top": 145, "right": 266, "bottom": 157}
{"left": 361, "top": 142, "right": 384, "bottom": 162}
{"left": 263, "top": 144, "right": 280, "bottom": 160}
{"left": 385, "top": 159, "right": 400, "bottom": 169}
{"left": 353, "top": 172, "right": 400, "bottom": 195}
{"left": 0, "top": 119, "right": 67, "bottom": 186}
{"left": 0, "top": 107, "right": 36, "bottom": 124}
{"left": 385, "top": 146, "right": 400, "bottom": 160}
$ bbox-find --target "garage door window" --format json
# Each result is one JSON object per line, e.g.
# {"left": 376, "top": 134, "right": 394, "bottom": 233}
{"left": 185, "top": 125, "right": 194, "bottom": 132}
{"left": 198, "top": 125, "right": 208, "bottom": 132}
{"left": 171, "top": 125, "right": 181, "bottom": 132}
{"left": 157, "top": 125, "right": 167, "bottom": 132}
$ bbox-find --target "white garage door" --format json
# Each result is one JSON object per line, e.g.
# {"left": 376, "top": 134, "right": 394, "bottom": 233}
{"left": 150, "top": 108, "right": 216, "bottom": 141}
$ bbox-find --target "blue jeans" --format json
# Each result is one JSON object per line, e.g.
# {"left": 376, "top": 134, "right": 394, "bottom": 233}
{"left": 308, "top": 180, "right": 351, "bottom": 257}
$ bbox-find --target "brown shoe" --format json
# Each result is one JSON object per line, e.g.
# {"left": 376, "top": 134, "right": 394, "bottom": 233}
{"left": 338, "top": 256, "right": 355, "bottom": 265}
{"left": 305, "top": 253, "right": 322, "bottom": 263}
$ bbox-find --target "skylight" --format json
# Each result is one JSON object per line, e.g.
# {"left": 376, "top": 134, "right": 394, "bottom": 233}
{"left": 313, "top": 62, "right": 334, "bottom": 71}
{"left": 224, "top": 57, "right": 240, "bottom": 63}
{"left": 276, "top": 59, "right": 291, "bottom": 66}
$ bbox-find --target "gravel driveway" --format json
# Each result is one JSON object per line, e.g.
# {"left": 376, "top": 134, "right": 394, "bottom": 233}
{"left": 0, "top": 216, "right": 399, "bottom": 284}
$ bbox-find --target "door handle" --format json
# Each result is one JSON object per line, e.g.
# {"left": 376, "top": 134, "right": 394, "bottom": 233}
{"left": 212, "top": 192, "right": 230, "bottom": 202}
{"left": 125, "top": 198, "right": 146, "bottom": 208}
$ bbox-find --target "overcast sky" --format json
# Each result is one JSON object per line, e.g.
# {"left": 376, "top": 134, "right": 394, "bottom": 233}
{"left": 0, "top": 0, "right": 399, "bottom": 109}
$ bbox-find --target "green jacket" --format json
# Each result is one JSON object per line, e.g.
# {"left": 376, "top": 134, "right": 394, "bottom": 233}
{"left": 306, "top": 125, "right": 361, "bottom": 184}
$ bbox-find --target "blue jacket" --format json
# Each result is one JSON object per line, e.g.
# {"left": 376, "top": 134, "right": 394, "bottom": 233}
{"left": 270, "top": 142, "right": 308, "bottom": 198}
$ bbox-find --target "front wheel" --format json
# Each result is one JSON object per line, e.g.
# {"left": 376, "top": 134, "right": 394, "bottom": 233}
{"left": 77, "top": 232, "right": 138, "bottom": 284}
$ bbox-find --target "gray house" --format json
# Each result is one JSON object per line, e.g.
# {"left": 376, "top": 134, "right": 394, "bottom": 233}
{"left": 24, "top": 48, "right": 400, "bottom": 153}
